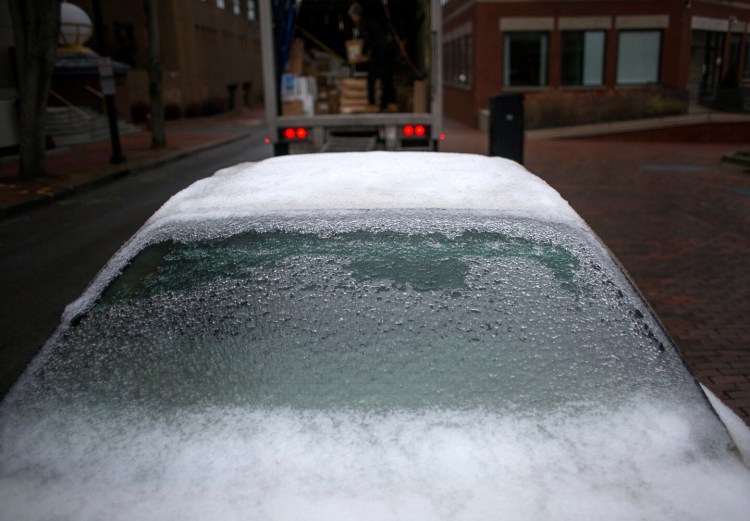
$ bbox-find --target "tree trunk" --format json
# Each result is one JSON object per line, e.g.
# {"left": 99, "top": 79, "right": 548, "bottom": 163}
{"left": 145, "top": 0, "right": 166, "bottom": 149}
{"left": 8, "top": 0, "right": 61, "bottom": 180}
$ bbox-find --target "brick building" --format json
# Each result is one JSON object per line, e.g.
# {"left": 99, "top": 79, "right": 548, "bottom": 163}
{"left": 73, "top": 0, "right": 262, "bottom": 117}
{"left": 443, "top": 0, "right": 750, "bottom": 128}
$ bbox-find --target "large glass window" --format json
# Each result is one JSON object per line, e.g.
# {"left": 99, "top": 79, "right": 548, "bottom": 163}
{"left": 562, "top": 30, "right": 605, "bottom": 86}
{"left": 617, "top": 30, "right": 662, "bottom": 85}
{"left": 504, "top": 31, "right": 549, "bottom": 87}
{"left": 444, "top": 34, "right": 473, "bottom": 87}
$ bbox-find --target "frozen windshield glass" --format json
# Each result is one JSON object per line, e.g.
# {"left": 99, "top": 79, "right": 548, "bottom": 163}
{"left": 15, "top": 216, "right": 699, "bottom": 412}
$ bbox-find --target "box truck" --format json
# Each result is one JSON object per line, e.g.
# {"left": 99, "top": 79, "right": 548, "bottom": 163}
{"left": 259, "top": 0, "right": 442, "bottom": 154}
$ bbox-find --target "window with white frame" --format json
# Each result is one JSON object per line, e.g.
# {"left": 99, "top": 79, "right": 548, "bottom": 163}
{"left": 217, "top": 0, "right": 225, "bottom": 9}
{"left": 504, "top": 31, "right": 548, "bottom": 87}
{"left": 561, "top": 30, "right": 605, "bottom": 86}
{"left": 616, "top": 30, "right": 661, "bottom": 85}
{"left": 247, "top": 0, "right": 257, "bottom": 21}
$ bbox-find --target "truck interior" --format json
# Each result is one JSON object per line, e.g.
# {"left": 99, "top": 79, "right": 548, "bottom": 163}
{"left": 274, "top": 0, "right": 433, "bottom": 118}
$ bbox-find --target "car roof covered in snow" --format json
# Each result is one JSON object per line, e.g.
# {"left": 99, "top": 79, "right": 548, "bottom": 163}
{"left": 144, "top": 152, "right": 586, "bottom": 228}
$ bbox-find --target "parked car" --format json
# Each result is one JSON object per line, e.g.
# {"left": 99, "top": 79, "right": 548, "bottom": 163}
{"left": 1, "top": 152, "right": 749, "bottom": 521}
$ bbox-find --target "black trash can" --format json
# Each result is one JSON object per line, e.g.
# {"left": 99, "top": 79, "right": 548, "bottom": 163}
{"left": 489, "top": 94, "right": 524, "bottom": 164}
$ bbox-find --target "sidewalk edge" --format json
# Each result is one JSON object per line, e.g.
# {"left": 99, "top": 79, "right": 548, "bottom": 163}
{"left": 0, "top": 131, "right": 253, "bottom": 219}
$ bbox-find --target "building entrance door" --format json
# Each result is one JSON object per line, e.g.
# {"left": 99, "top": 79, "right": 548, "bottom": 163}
{"left": 690, "top": 30, "right": 724, "bottom": 103}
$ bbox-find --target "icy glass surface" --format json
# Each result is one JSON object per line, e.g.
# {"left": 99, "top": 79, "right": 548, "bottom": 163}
{"left": 2, "top": 213, "right": 749, "bottom": 521}
{"left": 10, "top": 225, "right": 694, "bottom": 412}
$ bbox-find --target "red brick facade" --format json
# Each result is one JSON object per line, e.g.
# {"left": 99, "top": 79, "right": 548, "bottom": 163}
{"left": 74, "top": 0, "right": 262, "bottom": 117}
{"left": 443, "top": 0, "right": 750, "bottom": 127}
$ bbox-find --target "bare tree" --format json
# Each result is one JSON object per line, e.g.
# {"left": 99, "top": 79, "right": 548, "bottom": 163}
{"left": 145, "top": 0, "right": 165, "bottom": 149}
{"left": 8, "top": 0, "right": 61, "bottom": 180}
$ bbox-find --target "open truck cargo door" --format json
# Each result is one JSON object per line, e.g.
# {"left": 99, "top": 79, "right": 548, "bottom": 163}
{"left": 259, "top": 0, "right": 442, "bottom": 155}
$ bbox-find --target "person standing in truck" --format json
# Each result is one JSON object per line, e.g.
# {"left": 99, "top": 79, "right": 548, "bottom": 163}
{"left": 348, "top": 2, "right": 396, "bottom": 112}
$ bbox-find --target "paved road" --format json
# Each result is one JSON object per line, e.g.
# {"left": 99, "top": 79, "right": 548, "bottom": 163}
{"left": 0, "top": 128, "right": 272, "bottom": 396}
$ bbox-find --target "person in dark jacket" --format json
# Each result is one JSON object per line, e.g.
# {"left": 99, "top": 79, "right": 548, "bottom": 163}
{"left": 348, "top": 2, "right": 396, "bottom": 111}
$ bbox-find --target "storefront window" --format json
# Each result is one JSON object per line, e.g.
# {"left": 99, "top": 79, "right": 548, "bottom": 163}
{"left": 504, "top": 32, "right": 549, "bottom": 87}
{"left": 445, "top": 34, "right": 473, "bottom": 88}
{"left": 617, "top": 30, "right": 662, "bottom": 85}
{"left": 562, "top": 31, "right": 605, "bottom": 86}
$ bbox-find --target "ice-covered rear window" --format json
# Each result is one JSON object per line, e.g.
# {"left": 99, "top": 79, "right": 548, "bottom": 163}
{"left": 25, "top": 225, "right": 695, "bottom": 412}
{"left": 3, "top": 212, "right": 749, "bottom": 521}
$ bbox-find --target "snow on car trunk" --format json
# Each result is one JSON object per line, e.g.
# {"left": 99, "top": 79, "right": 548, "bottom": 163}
{"left": 3, "top": 402, "right": 749, "bottom": 521}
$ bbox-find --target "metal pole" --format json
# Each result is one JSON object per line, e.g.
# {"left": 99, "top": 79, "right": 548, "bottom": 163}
{"left": 91, "top": 0, "right": 125, "bottom": 164}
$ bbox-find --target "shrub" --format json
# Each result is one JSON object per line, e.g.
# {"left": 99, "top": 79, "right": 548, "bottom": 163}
{"left": 202, "top": 96, "right": 227, "bottom": 116}
{"left": 523, "top": 88, "right": 688, "bottom": 129}
{"left": 185, "top": 102, "right": 203, "bottom": 118}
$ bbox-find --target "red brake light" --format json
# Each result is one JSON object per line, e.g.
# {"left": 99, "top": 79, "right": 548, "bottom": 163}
{"left": 284, "top": 128, "right": 296, "bottom": 140}
{"left": 415, "top": 125, "right": 426, "bottom": 137}
{"left": 296, "top": 127, "right": 307, "bottom": 139}
{"left": 403, "top": 125, "right": 414, "bottom": 137}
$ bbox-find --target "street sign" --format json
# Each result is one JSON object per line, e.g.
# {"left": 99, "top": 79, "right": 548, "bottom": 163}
{"left": 98, "top": 57, "right": 116, "bottom": 95}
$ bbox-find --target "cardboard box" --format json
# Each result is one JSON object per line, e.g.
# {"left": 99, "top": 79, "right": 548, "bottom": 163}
{"left": 339, "top": 104, "right": 378, "bottom": 114}
{"left": 281, "top": 73, "right": 297, "bottom": 101}
{"left": 286, "top": 38, "right": 304, "bottom": 74}
{"left": 282, "top": 74, "right": 315, "bottom": 101}
{"left": 282, "top": 100, "right": 304, "bottom": 116}
{"left": 340, "top": 77, "right": 369, "bottom": 107}
{"left": 315, "top": 101, "right": 331, "bottom": 114}
{"left": 345, "top": 39, "right": 367, "bottom": 64}
{"left": 341, "top": 78, "right": 367, "bottom": 90}
{"left": 413, "top": 80, "right": 429, "bottom": 113}
{"left": 396, "top": 85, "right": 412, "bottom": 112}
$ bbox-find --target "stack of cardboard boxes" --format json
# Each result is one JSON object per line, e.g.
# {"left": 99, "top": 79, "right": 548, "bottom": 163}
{"left": 281, "top": 74, "right": 317, "bottom": 116}
{"left": 340, "top": 78, "right": 374, "bottom": 114}
{"left": 280, "top": 38, "right": 428, "bottom": 117}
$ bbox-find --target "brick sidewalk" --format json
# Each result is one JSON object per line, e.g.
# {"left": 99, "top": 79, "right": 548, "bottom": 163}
{"left": 0, "top": 109, "right": 264, "bottom": 214}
